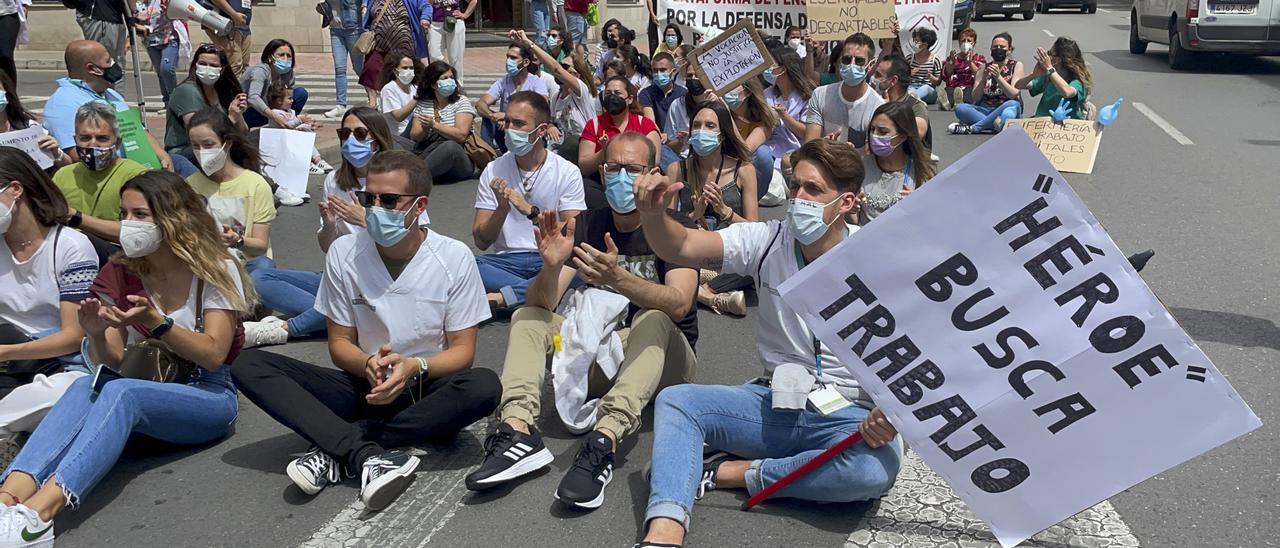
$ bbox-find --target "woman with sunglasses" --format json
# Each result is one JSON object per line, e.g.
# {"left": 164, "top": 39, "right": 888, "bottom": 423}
{"left": 512, "top": 30, "right": 597, "bottom": 163}
{"left": 241, "top": 108, "right": 429, "bottom": 348}
{"left": 164, "top": 43, "right": 249, "bottom": 165}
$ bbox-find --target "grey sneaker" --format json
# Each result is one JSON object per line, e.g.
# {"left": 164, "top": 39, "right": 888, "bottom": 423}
{"left": 287, "top": 446, "right": 342, "bottom": 496}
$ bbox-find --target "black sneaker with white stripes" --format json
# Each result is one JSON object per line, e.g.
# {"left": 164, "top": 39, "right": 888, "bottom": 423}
{"left": 695, "top": 451, "right": 735, "bottom": 500}
{"left": 359, "top": 449, "right": 420, "bottom": 512}
{"left": 287, "top": 446, "right": 343, "bottom": 496}
{"left": 554, "top": 430, "right": 615, "bottom": 509}
{"left": 465, "top": 422, "right": 554, "bottom": 491}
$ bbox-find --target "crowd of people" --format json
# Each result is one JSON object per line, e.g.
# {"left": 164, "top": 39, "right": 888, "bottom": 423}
{"left": 0, "top": 4, "right": 1102, "bottom": 545}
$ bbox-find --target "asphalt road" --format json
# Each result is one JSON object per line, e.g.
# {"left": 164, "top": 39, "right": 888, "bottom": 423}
{"left": 10, "top": 4, "right": 1280, "bottom": 546}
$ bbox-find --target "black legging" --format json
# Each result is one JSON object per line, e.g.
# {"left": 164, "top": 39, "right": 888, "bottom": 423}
{"left": 0, "top": 14, "right": 19, "bottom": 84}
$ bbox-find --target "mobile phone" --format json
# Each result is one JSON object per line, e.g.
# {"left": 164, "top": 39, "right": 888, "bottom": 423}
{"left": 91, "top": 365, "right": 124, "bottom": 397}
{"left": 92, "top": 290, "right": 116, "bottom": 308}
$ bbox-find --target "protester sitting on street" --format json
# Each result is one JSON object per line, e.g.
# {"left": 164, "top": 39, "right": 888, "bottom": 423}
{"left": 673, "top": 45, "right": 695, "bottom": 86}
{"left": 540, "top": 25, "right": 575, "bottom": 72}
{"left": 242, "top": 39, "right": 309, "bottom": 128}
{"left": 52, "top": 103, "right": 149, "bottom": 247}
{"left": 906, "top": 27, "right": 943, "bottom": 104}
{"left": 477, "top": 42, "right": 549, "bottom": 152}
{"left": 163, "top": 43, "right": 250, "bottom": 166}
{"left": 661, "top": 63, "right": 716, "bottom": 169}
{"left": 512, "top": 31, "right": 597, "bottom": 164}
{"left": 873, "top": 54, "right": 933, "bottom": 152}
{"left": 1015, "top": 36, "right": 1091, "bottom": 121}
{"left": 666, "top": 101, "right": 757, "bottom": 317}
{"left": 763, "top": 44, "right": 814, "bottom": 180}
{"left": 951, "top": 32, "right": 1024, "bottom": 134}
{"left": 43, "top": 40, "right": 184, "bottom": 175}
{"left": 631, "top": 139, "right": 902, "bottom": 548}
{"left": 860, "top": 101, "right": 935, "bottom": 224}
{"left": 594, "top": 19, "right": 634, "bottom": 80}
{"left": 233, "top": 150, "right": 500, "bottom": 512}
{"left": 804, "top": 33, "right": 884, "bottom": 147}
{"left": 0, "top": 74, "right": 68, "bottom": 169}
{"left": 378, "top": 51, "right": 422, "bottom": 135}
{"left": 0, "top": 171, "right": 254, "bottom": 547}
{"left": 725, "top": 78, "right": 777, "bottom": 200}
{"left": 654, "top": 24, "right": 683, "bottom": 57}
{"left": 614, "top": 44, "right": 653, "bottom": 92}
{"left": 0, "top": 149, "right": 99, "bottom": 469}
{"left": 579, "top": 77, "right": 662, "bottom": 183}
{"left": 639, "top": 53, "right": 686, "bottom": 153}
{"left": 184, "top": 108, "right": 276, "bottom": 267}
{"left": 473, "top": 91, "right": 586, "bottom": 310}
{"left": 265, "top": 83, "right": 335, "bottom": 176}
{"left": 465, "top": 132, "right": 698, "bottom": 511}
{"left": 407, "top": 61, "right": 477, "bottom": 183}
{"left": 939, "top": 28, "right": 985, "bottom": 111}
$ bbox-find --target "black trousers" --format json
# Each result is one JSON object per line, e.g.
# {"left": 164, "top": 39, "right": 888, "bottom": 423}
{"left": 232, "top": 349, "right": 501, "bottom": 472}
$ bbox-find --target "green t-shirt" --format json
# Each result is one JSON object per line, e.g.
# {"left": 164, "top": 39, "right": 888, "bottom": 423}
{"left": 164, "top": 81, "right": 224, "bottom": 154}
{"left": 1029, "top": 74, "right": 1087, "bottom": 120}
{"left": 52, "top": 158, "right": 149, "bottom": 221}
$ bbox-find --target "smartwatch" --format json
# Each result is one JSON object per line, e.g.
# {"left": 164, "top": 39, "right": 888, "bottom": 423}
{"left": 149, "top": 316, "right": 175, "bottom": 338}
{"left": 1046, "top": 67, "right": 1057, "bottom": 76}
{"left": 65, "top": 210, "right": 83, "bottom": 229}
{"left": 526, "top": 205, "right": 541, "bottom": 221}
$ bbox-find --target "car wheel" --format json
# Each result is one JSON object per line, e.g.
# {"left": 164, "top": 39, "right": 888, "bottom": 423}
{"left": 1129, "top": 14, "right": 1148, "bottom": 54}
{"left": 1169, "top": 27, "right": 1195, "bottom": 69}
{"left": 1004, "top": 12, "right": 1014, "bottom": 18}
{"left": 1037, "top": 1, "right": 1047, "bottom": 13}
{"left": 1088, "top": 3, "right": 1097, "bottom": 12}
{"left": 1079, "top": 5, "right": 1088, "bottom": 12}
{"left": 1024, "top": 10, "right": 1035, "bottom": 19}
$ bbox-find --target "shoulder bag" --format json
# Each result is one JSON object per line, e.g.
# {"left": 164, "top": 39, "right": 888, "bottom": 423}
{"left": 354, "top": 0, "right": 392, "bottom": 55}
{"left": 114, "top": 281, "right": 206, "bottom": 384}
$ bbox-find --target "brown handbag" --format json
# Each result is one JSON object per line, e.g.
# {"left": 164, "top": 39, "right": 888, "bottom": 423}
{"left": 354, "top": 0, "right": 391, "bottom": 55}
{"left": 436, "top": 106, "right": 496, "bottom": 170}
{"left": 114, "top": 281, "right": 205, "bottom": 384}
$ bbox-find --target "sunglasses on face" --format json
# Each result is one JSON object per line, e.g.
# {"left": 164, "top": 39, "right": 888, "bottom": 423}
{"left": 353, "top": 191, "right": 422, "bottom": 209}
{"left": 841, "top": 55, "right": 869, "bottom": 66}
{"left": 336, "top": 127, "right": 371, "bottom": 141}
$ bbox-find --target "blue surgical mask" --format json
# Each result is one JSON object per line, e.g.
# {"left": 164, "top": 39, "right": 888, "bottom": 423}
{"left": 763, "top": 68, "right": 777, "bottom": 86}
{"left": 665, "top": 36, "right": 678, "bottom": 47}
{"left": 547, "top": 37, "right": 560, "bottom": 49}
{"left": 654, "top": 72, "right": 672, "bottom": 87}
{"left": 787, "top": 195, "right": 843, "bottom": 245}
{"left": 272, "top": 59, "right": 292, "bottom": 74}
{"left": 365, "top": 198, "right": 419, "bottom": 247}
{"left": 436, "top": 78, "right": 458, "bottom": 96}
{"left": 0, "top": 90, "right": 7, "bottom": 109}
{"left": 839, "top": 62, "right": 867, "bottom": 86}
{"left": 341, "top": 136, "right": 373, "bottom": 168}
{"left": 505, "top": 58, "right": 521, "bottom": 76}
{"left": 604, "top": 169, "right": 637, "bottom": 214}
{"left": 689, "top": 130, "right": 721, "bottom": 157}
{"left": 724, "top": 90, "right": 742, "bottom": 109}
{"left": 505, "top": 124, "right": 543, "bottom": 157}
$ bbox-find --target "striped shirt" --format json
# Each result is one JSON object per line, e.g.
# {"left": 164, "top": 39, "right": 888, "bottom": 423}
{"left": 909, "top": 56, "right": 943, "bottom": 86}
{"left": 413, "top": 96, "right": 477, "bottom": 135}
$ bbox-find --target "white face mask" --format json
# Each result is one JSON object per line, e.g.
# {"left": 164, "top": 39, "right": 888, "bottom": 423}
{"left": 396, "top": 68, "right": 415, "bottom": 85}
{"left": 0, "top": 195, "right": 12, "bottom": 235}
{"left": 119, "top": 220, "right": 163, "bottom": 258}
{"left": 195, "top": 65, "right": 222, "bottom": 85}
{"left": 197, "top": 146, "right": 227, "bottom": 176}
{"left": 959, "top": 41, "right": 974, "bottom": 54}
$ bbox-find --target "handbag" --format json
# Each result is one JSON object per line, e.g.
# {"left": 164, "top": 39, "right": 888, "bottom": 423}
{"left": 114, "top": 281, "right": 205, "bottom": 385}
{"left": 463, "top": 127, "right": 497, "bottom": 170}
{"left": 354, "top": 0, "right": 392, "bottom": 55}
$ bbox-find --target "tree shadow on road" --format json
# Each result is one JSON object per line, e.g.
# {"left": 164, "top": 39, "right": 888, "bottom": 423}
{"left": 1170, "top": 307, "right": 1280, "bottom": 353}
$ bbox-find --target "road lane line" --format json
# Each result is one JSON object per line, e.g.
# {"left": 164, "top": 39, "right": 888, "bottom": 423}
{"left": 1133, "top": 102, "right": 1195, "bottom": 145}
{"left": 1043, "top": 29, "right": 1055, "bottom": 37}
{"left": 1097, "top": 7, "right": 1111, "bottom": 12}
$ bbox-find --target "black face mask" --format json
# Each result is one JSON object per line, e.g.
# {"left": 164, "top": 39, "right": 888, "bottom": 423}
{"left": 601, "top": 93, "right": 627, "bottom": 115}
{"left": 605, "top": 37, "right": 618, "bottom": 49}
{"left": 95, "top": 62, "right": 124, "bottom": 85}
{"left": 990, "top": 49, "right": 1008, "bottom": 63}
{"left": 686, "top": 79, "right": 706, "bottom": 97}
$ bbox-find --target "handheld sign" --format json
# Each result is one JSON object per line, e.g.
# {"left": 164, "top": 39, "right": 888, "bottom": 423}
{"left": 808, "top": 0, "right": 898, "bottom": 40}
{"left": 258, "top": 128, "right": 316, "bottom": 199}
{"left": 1005, "top": 117, "right": 1103, "bottom": 174}
{"left": 688, "top": 19, "right": 772, "bottom": 95}
{"left": 898, "top": 0, "right": 957, "bottom": 61}
{"left": 0, "top": 124, "right": 55, "bottom": 169}
{"left": 778, "top": 129, "right": 1261, "bottom": 547}
{"left": 116, "top": 108, "right": 162, "bottom": 170}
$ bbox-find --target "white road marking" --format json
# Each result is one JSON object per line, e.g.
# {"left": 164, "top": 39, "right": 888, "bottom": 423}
{"left": 1043, "top": 29, "right": 1055, "bottom": 37}
{"left": 1133, "top": 102, "right": 1195, "bottom": 145}
{"left": 1097, "top": 7, "right": 1111, "bottom": 13}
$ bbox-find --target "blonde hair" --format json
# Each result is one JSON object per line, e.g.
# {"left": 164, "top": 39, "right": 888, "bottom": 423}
{"left": 734, "top": 78, "right": 778, "bottom": 135}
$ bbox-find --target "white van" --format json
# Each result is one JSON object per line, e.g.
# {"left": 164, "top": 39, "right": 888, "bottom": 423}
{"left": 1129, "top": 0, "right": 1280, "bottom": 69}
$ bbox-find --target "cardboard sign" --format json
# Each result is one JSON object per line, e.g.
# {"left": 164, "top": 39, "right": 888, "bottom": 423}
{"left": 778, "top": 128, "right": 1261, "bottom": 547}
{"left": 115, "top": 108, "right": 162, "bottom": 170}
{"left": 258, "top": 128, "right": 315, "bottom": 198}
{"left": 0, "top": 124, "right": 55, "bottom": 169}
{"left": 1005, "top": 117, "right": 1103, "bottom": 174}
{"left": 898, "top": 0, "right": 957, "bottom": 63}
{"left": 808, "top": 0, "right": 898, "bottom": 40}
{"left": 659, "top": 0, "right": 807, "bottom": 37}
{"left": 688, "top": 19, "right": 772, "bottom": 95}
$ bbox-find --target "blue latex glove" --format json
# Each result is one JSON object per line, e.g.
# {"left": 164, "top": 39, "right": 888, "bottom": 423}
{"left": 1098, "top": 97, "right": 1124, "bottom": 126}
{"left": 1049, "top": 98, "right": 1070, "bottom": 123}
{"left": 999, "top": 103, "right": 1020, "bottom": 124}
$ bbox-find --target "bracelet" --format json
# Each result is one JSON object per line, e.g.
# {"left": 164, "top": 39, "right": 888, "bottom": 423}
{"left": 414, "top": 357, "right": 428, "bottom": 378}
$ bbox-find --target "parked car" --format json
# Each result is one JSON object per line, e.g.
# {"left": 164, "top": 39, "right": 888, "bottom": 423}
{"left": 976, "top": 0, "right": 1036, "bottom": 20}
{"left": 1130, "top": 0, "right": 1280, "bottom": 69}
{"left": 954, "top": 0, "right": 976, "bottom": 38}
{"left": 1036, "top": 0, "right": 1098, "bottom": 13}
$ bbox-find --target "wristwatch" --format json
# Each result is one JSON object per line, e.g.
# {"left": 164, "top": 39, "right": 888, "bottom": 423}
{"left": 1046, "top": 67, "right": 1057, "bottom": 76}
{"left": 231, "top": 234, "right": 245, "bottom": 249}
{"left": 149, "top": 316, "right": 175, "bottom": 338}
{"left": 526, "top": 205, "right": 541, "bottom": 221}
{"left": 65, "top": 210, "right": 83, "bottom": 229}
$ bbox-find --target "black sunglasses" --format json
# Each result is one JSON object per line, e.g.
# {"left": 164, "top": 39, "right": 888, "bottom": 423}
{"left": 353, "top": 191, "right": 422, "bottom": 209}
{"left": 336, "top": 127, "right": 371, "bottom": 141}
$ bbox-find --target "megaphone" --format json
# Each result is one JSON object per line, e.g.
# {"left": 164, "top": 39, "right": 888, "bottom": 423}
{"left": 168, "top": 0, "right": 232, "bottom": 35}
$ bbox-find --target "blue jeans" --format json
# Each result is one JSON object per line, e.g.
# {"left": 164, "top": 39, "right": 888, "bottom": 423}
{"left": 908, "top": 83, "right": 937, "bottom": 104}
{"left": 245, "top": 87, "right": 309, "bottom": 128}
{"left": 566, "top": 12, "right": 587, "bottom": 48}
{"left": 170, "top": 153, "right": 198, "bottom": 178}
{"left": 751, "top": 145, "right": 774, "bottom": 201}
{"left": 660, "top": 145, "right": 682, "bottom": 175}
{"left": 475, "top": 251, "right": 542, "bottom": 306}
{"left": 482, "top": 118, "right": 508, "bottom": 153}
{"left": 645, "top": 383, "right": 901, "bottom": 530}
{"left": 330, "top": 28, "right": 364, "bottom": 108}
{"left": 955, "top": 100, "right": 1021, "bottom": 132}
{"left": 529, "top": 0, "right": 553, "bottom": 49}
{"left": 3, "top": 370, "right": 236, "bottom": 507}
{"left": 246, "top": 257, "right": 327, "bottom": 337}
{"left": 146, "top": 41, "right": 179, "bottom": 104}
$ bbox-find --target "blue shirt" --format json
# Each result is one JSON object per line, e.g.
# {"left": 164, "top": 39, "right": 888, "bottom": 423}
{"left": 638, "top": 84, "right": 687, "bottom": 133}
{"left": 43, "top": 78, "right": 129, "bottom": 148}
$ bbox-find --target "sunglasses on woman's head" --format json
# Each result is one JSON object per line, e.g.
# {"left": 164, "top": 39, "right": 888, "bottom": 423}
{"left": 336, "top": 127, "right": 371, "bottom": 141}
{"left": 353, "top": 191, "right": 422, "bottom": 209}
{"left": 196, "top": 43, "right": 224, "bottom": 53}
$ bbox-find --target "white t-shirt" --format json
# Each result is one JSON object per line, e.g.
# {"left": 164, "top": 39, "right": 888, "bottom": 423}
{"left": 764, "top": 87, "right": 806, "bottom": 167}
{"left": 551, "top": 80, "right": 597, "bottom": 138}
{"left": 380, "top": 83, "right": 419, "bottom": 135}
{"left": 475, "top": 151, "right": 586, "bottom": 254}
{"left": 321, "top": 171, "right": 430, "bottom": 237}
{"left": 539, "top": 71, "right": 560, "bottom": 101}
{"left": 315, "top": 229, "right": 490, "bottom": 357}
{"left": 129, "top": 259, "right": 244, "bottom": 345}
{"left": 804, "top": 82, "right": 885, "bottom": 148}
{"left": 719, "top": 219, "right": 863, "bottom": 388}
{"left": 0, "top": 226, "right": 98, "bottom": 336}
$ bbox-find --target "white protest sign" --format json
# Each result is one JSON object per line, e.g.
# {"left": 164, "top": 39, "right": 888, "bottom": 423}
{"left": 659, "top": 0, "right": 808, "bottom": 37}
{"left": 778, "top": 129, "right": 1261, "bottom": 547}
{"left": 0, "top": 124, "right": 55, "bottom": 169}
{"left": 257, "top": 128, "right": 315, "bottom": 198}
{"left": 689, "top": 19, "right": 772, "bottom": 94}
{"left": 897, "top": 0, "right": 956, "bottom": 62}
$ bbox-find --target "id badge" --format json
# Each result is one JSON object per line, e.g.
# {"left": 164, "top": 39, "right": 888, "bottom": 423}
{"left": 808, "top": 386, "right": 852, "bottom": 416}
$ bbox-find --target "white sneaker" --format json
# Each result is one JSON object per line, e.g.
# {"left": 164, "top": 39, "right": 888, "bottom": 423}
{"left": 316, "top": 159, "right": 335, "bottom": 173}
{"left": 323, "top": 106, "right": 346, "bottom": 118}
{"left": 287, "top": 446, "right": 343, "bottom": 496}
{"left": 360, "top": 450, "right": 420, "bottom": 512}
{"left": 243, "top": 317, "right": 289, "bottom": 348}
{"left": 0, "top": 504, "right": 54, "bottom": 547}
{"left": 274, "top": 187, "right": 305, "bottom": 207}
{"left": 309, "top": 163, "right": 325, "bottom": 175}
